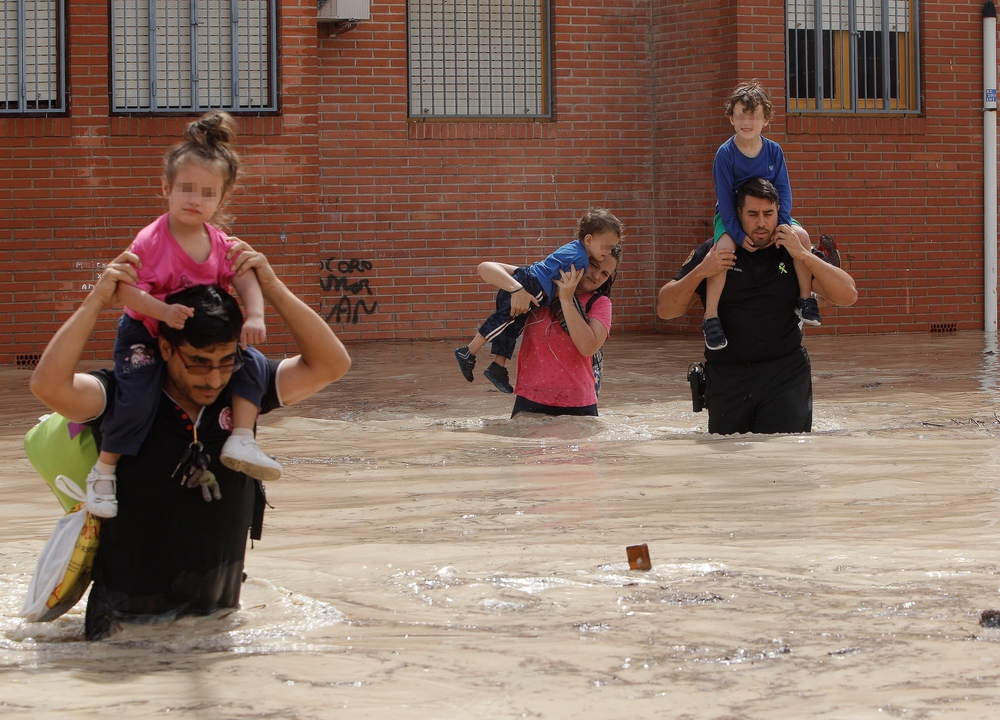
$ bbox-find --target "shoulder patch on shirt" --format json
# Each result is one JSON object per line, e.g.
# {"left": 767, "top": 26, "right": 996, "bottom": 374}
{"left": 684, "top": 249, "right": 696, "bottom": 265}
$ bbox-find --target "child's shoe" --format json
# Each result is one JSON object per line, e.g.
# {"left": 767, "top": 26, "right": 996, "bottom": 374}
{"left": 484, "top": 362, "right": 514, "bottom": 394}
{"left": 702, "top": 317, "right": 728, "bottom": 350}
{"left": 85, "top": 466, "right": 118, "bottom": 518}
{"left": 221, "top": 434, "right": 283, "bottom": 482}
{"left": 796, "top": 296, "right": 822, "bottom": 326}
{"left": 818, "top": 235, "right": 841, "bottom": 268}
{"left": 454, "top": 346, "right": 476, "bottom": 382}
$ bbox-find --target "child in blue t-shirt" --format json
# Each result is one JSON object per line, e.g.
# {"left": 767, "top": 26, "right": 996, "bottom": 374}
{"left": 703, "top": 80, "right": 820, "bottom": 351}
{"left": 455, "top": 208, "right": 623, "bottom": 393}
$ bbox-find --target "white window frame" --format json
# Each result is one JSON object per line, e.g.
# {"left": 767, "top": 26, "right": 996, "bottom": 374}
{"left": 111, "top": 0, "right": 278, "bottom": 113}
{"left": 786, "top": 0, "right": 921, "bottom": 115}
{"left": 407, "top": 0, "right": 551, "bottom": 120}
{"left": 1, "top": 0, "right": 66, "bottom": 114}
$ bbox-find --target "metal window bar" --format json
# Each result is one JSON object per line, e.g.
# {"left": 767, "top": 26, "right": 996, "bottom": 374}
{"left": 1, "top": 0, "right": 65, "bottom": 114}
{"left": 407, "top": 0, "right": 550, "bottom": 119}
{"left": 111, "top": 0, "right": 275, "bottom": 113}
{"left": 786, "top": 0, "right": 919, "bottom": 115}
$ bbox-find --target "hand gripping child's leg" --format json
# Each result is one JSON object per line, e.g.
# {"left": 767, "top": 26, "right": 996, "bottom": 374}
{"left": 220, "top": 394, "right": 282, "bottom": 482}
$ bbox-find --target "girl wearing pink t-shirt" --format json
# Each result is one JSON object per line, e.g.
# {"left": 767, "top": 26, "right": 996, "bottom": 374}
{"left": 85, "top": 112, "right": 279, "bottom": 518}
{"left": 477, "top": 244, "right": 622, "bottom": 417}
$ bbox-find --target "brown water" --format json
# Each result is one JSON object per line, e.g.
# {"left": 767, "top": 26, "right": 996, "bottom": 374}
{"left": 3, "top": 332, "right": 1000, "bottom": 719}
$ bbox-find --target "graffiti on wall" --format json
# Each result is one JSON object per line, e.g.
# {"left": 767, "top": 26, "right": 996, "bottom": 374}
{"left": 320, "top": 258, "right": 379, "bottom": 324}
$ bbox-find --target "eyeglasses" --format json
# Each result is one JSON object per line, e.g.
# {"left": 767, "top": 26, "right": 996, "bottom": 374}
{"left": 170, "top": 344, "right": 244, "bottom": 375}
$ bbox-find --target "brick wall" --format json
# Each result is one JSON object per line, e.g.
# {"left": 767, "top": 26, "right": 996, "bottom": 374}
{"left": 0, "top": 0, "right": 992, "bottom": 364}
{"left": 0, "top": 0, "right": 321, "bottom": 363}
{"left": 314, "top": 0, "right": 656, "bottom": 344}
{"left": 654, "top": 0, "right": 990, "bottom": 335}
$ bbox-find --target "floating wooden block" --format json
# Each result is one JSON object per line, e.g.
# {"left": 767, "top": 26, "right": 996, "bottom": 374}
{"left": 626, "top": 543, "right": 651, "bottom": 571}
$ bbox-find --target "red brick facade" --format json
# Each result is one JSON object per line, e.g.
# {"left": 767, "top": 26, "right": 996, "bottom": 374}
{"left": 0, "top": 1, "right": 992, "bottom": 363}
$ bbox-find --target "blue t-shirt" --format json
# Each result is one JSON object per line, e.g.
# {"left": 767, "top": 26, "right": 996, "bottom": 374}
{"left": 526, "top": 239, "right": 590, "bottom": 301}
{"left": 713, "top": 135, "right": 793, "bottom": 246}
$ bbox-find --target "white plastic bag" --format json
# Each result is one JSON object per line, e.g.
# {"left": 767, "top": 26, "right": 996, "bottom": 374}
{"left": 21, "top": 504, "right": 100, "bottom": 622}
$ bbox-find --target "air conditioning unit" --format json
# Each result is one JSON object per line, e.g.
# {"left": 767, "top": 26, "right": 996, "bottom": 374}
{"left": 318, "top": 0, "right": 369, "bottom": 21}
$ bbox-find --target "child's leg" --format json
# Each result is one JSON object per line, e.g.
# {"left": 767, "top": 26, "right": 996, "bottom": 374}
{"left": 704, "top": 234, "right": 736, "bottom": 319}
{"left": 484, "top": 316, "right": 527, "bottom": 394}
{"left": 231, "top": 394, "right": 258, "bottom": 431}
{"left": 467, "top": 333, "right": 487, "bottom": 355}
{"left": 791, "top": 225, "right": 822, "bottom": 326}
{"left": 86, "top": 450, "right": 121, "bottom": 517}
{"left": 702, "top": 234, "right": 735, "bottom": 351}
{"left": 89, "top": 316, "right": 163, "bottom": 518}
{"left": 455, "top": 333, "right": 485, "bottom": 382}
{"left": 792, "top": 226, "right": 813, "bottom": 299}
{"left": 220, "top": 346, "right": 282, "bottom": 482}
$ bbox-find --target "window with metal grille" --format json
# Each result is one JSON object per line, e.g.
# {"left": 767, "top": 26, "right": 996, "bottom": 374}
{"left": 786, "top": 0, "right": 920, "bottom": 114}
{"left": 407, "top": 0, "right": 550, "bottom": 119}
{"left": 111, "top": 0, "right": 277, "bottom": 113}
{"left": 1, "top": 0, "right": 65, "bottom": 114}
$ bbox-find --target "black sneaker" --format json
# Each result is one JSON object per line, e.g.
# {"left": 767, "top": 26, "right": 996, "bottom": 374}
{"left": 702, "top": 316, "right": 728, "bottom": 350}
{"left": 483, "top": 362, "right": 513, "bottom": 394}
{"left": 796, "top": 296, "right": 822, "bottom": 326}
{"left": 819, "top": 235, "right": 841, "bottom": 268}
{"left": 454, "top": 346, "right": 476, "bottom": 382}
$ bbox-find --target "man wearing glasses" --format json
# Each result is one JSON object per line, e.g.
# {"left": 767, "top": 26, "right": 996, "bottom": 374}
{"left": 30, "top": 243, "right": 352, "bottom": 640}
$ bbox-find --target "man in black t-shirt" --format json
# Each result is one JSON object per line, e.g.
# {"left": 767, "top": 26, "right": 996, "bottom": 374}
{"left": 657, "top": 178, "right": 857, "bottom": 434}
{"left": 30, "top": 243, "right": 352, "bottom": 639}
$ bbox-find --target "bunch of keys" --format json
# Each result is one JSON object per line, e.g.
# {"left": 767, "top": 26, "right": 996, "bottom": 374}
{"left": 171, "top": 438, "right": 222, "bottom": 502}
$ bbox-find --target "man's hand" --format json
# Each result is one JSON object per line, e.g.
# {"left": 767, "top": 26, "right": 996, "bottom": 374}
{"left": 554, "top": 264, "right": 586, "bottom": 302}
{"left": 95, "top": 250, "right": 142, "bottom": 307}
{"left": 227, "top": 237, "right": 274, "bottom": 278}
{"left": 241, "top": 316, "right": 267, "bottom": 347}
{"left": 509, "top": 288, "right": 541, "bottom": 316}
{"left": 773, "top": 224, "right": 809, "bottom": 261}
{"left": 698, "top": 243, "right": 736, "bottom": 279}
{"left": 163, "top": 303, "right": 195, "bottom": 330}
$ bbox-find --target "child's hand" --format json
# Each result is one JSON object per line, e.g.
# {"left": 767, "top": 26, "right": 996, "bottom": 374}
{"left": 554, "top": 265, "right": 586, "bottom": 302}
{"left": 164, "top": 303, "right": 195, "bottom": 330}
{"left": 509, "top": 288, "right": 540, "bottom": 316}
{"left": 241, "top": 316, "right": 267, "bottom": 349}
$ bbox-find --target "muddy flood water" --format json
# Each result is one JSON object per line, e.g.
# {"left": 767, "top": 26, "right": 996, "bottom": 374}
{"left": 3, "top": 332, "right": 1000, "bottom": 719}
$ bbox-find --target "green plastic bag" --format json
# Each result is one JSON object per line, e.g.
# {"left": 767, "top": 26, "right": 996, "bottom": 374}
{"left": 24, "top": 414, "right": 98, "bottom": 512}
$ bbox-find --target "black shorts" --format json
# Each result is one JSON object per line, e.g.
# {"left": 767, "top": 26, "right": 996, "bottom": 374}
{"left": 705, "top": 346, "right": 812, "bottom": 435}
{"left": 511, "top": 395, "right": 598, "bottom": 418}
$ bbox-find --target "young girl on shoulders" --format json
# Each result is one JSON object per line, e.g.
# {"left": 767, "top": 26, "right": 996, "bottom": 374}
{"left": 86, "top": 112, "right": 280, "bottom": 518}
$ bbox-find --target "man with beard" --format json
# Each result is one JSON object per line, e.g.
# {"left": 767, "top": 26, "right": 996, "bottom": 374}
{"left": 657, "top": 178, "right": 858, "bottom": 434}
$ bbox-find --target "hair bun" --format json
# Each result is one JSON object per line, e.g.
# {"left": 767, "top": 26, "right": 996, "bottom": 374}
{"left": 184, "top": 111, "right": 237, "bottom": 149}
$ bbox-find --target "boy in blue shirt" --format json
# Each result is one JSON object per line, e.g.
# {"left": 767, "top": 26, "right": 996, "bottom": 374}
{"left": 703, "top": 80, "right": 820, "bottom": 350}
{"left": 455, "top": 208, "right": 623, "bottom": 393}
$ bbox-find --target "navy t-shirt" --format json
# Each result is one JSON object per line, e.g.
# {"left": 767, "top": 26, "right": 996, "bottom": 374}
{"left": 84, "top": 359, "right": 282, "bottom": 640}
{"left": 676, "top": 239, "right": 803, "bottom": 364}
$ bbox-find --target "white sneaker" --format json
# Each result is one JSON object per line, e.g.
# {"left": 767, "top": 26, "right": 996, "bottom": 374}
{"left": 220, "top": 434, "right": 282, "bottom": 482}
{"left": 85, "top": 467, "right": 118, "bottom": 518}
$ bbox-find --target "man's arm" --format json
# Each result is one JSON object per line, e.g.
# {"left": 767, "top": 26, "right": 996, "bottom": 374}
{"left": 228, "top": 242, "right": 351, "bottom": 405}
{"left": 30, "top": 251, "right": 142, "bottom": 422}
{"left": 656, "top": 244, "right": 736, "bottom": 320}
{"left": 774, "top": 226, "right": 858, "bottom": 307}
